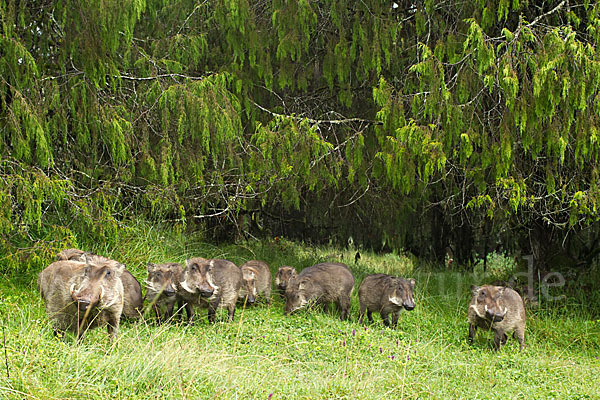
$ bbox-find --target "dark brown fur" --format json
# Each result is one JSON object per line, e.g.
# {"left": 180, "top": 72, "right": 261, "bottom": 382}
{"left": 284, "top": 262, "right": 354, "bottom": 320}
{"left": 37, "top": 259, "right": 125, "bottom": 340}
{"left": 177, "top": 258, "right": 242, "bottom": 323}
{"left": 275, "top": 266, "right": 298, "bottom": 296}
{"left": 358, "top": 274, "right": 415, "bottom": 328}
{"left": 239, "top": 260, "right": 272, "bottom": 305}
{"left": 468, "top": 285, "right": 526, "bottom": 350}
{"left": 145, "top": 262, "right": 183, "bottom": 322}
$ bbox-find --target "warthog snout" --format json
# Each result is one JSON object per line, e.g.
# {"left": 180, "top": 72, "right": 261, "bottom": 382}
{"left": 484, "top": 303, "right": 506, "bottom": 322}
{"left": 486, "top": 310, "right": 505, "bottom": 322}
{"left": 164, "top": 288, "right": 176, "bottom": 297}
{"left": 403, "top": 301, "right": 415, "bottom": 311}
{"left": 71, "top": 285, "right": 101, "bottom": 312}
{"left": 199, "top": 288, "right": 214, "bottom": 298}
{"left": 76, "top": 299, "right": 91, "bottom": 311}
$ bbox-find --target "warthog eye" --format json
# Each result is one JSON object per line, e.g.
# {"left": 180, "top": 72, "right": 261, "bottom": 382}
{"left": 105, "top": 270, "right": 111, "bottom": 277}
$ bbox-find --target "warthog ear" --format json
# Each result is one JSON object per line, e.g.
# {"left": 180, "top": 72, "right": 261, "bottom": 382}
{"left": 81, "top": 251, "right": 96, "bottom": 263}
{"left": 147, "top": 262, "right": 157, "bottom": 272}
{"left": 113, "top": 263, "right": 126, "bottom": 277}
{"left": 409, "top": 278, "right": 416, "bottom": 288}
{"left": 470, "top": 285, "right": 481, "bottom": 295}
{"left": 287, "top": 276, "right": 296, "bottom": 287}
{"left": 83, "top": 257, "right": 93, "bottom": 275}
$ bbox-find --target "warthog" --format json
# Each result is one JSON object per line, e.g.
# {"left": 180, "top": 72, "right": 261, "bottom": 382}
{"left": 176, "top": 258, "right": 242, "bottom": 323}
{"left": 358, "top": 274, "right": 416, "bottom": 328}
{"left": 55, "top": 248, "right": 143, "bottom": 318}
{"left": 275, "top": 266, "right": 298, "bottom": 296}
{"left": 284, "top": 262, "right": 354, "bottom": 320}
{"left": 239, "top": 260, "right": 272, "bottom": 305}
{"left": 145, "top": 262, "right": 183, "bottom": 322}
{"left": 37, "top": 258, "right": 126, "bottom": 339}
{"left": 468, "top": 285, "right": 526, "bottom": 350}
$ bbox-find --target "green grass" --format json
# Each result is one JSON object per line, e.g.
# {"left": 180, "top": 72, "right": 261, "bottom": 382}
{"left": 0, "top": 223, "right": 599, "bottom": 399}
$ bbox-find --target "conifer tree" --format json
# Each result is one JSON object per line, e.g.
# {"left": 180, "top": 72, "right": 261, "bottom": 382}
{"left": 1, "top": 0, "right": 599, "bottom": 270}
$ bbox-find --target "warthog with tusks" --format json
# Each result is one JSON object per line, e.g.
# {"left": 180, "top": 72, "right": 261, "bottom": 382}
{"left": 177, "top": 258, "right": 242, "bottom": 323}
{"left": 145, "top": 262, "right": 183, "bottom": 322}
{"left": 55, "top": 248, "right": 143, "bottom": 318}
{"left": 358, "top": 274, "right": 416, "bottom": 328}
{"left": 468, "top": 285, "right": 526, "bottom": 350}
{"left": 38, "top": 258, "right": 126, "bottom": 340}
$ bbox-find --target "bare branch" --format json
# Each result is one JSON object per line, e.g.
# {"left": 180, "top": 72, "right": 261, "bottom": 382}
{"left": 116, "top": 72, "right": 214, "bottom": 81}
{"left": 251, "top": 100, "right": 383, "bottom": 126}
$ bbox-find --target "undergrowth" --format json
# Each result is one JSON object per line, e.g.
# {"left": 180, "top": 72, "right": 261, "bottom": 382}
{"left": 0, "top": 222, "right": 598, "bottom": 399}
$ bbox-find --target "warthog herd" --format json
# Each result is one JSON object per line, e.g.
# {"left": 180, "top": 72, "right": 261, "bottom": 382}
{"left": 37, "top": 248, "right": 526, "bottom": 350}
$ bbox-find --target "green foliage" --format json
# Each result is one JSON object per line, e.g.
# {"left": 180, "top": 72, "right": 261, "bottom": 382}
{"left": 250, "top": 116, "right": 338, "bottom": 209}
{"left": 1, "top": 0, "right": 600, "bottom": 266}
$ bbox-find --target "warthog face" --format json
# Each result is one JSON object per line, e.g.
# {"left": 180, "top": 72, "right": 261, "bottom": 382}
{"left": 180, "top": 259, "right": 218, "bottom": 298}
{"left": 388, "top": 278, "right": 416, "bottom": 311}
{"left": 470, "top": 285, "right": 507, "bottom": 322}
{"left": 71, "top": 259, "right": 125, "bottom": 313}
{"left": 275, "top": 266, "right": 297, "bottom": 293}
{"left": 284, "top": 280, "right": 309, "bottom": 314}
{"left": 146, "top": 263, "right": 179, "bottom": 299}
{"left": 241, "top": 268, "right": 258, "bottom": 304}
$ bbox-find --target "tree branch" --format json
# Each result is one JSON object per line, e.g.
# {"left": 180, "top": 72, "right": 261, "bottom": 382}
{"left": 514, "top": 1, "right": 567, "bottom": 41}
{"left": 251, "top": 100, "right": 383, "bottom": 126}
{"left": 116, "top": 72, "right": 213, "bottom": 81}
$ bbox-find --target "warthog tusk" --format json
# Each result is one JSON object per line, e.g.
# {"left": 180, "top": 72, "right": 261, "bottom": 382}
{"left": 70, "top": 283, "right": 76, "bottom": 295}
{"left": 484, "top": 304, "right": 488, "bottom": 313}
{"left": 503, "top": 307, "right": 508, "bottom": 314}
{"left": 389, "top": 296, "right": 403, "bottom": 306}
{"left": 469, "top": 304, "right": 486, "bottom": 319}
{"left": 206, "top": 274, "right": 218, "bottom": 292}
{"left": 99, "top": 286, "right": 104, "bottom": 301}
{"left": 180, "top": 279, "right": 195, "bottom": 293}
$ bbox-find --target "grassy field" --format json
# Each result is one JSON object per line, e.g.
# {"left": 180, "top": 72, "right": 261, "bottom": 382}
{"left": 0, "top": 224, "right": 599, "bottom": 399}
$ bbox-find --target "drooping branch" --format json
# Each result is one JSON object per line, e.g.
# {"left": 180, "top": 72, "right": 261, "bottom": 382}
{"left": 117, "top": 72, "right": 214, "bottom": 81}
{"left": 513, "top": 0, "right": 567, "bottom": 42}
{"left": 251, "top": 100, "right": 383, "bottom": 126}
